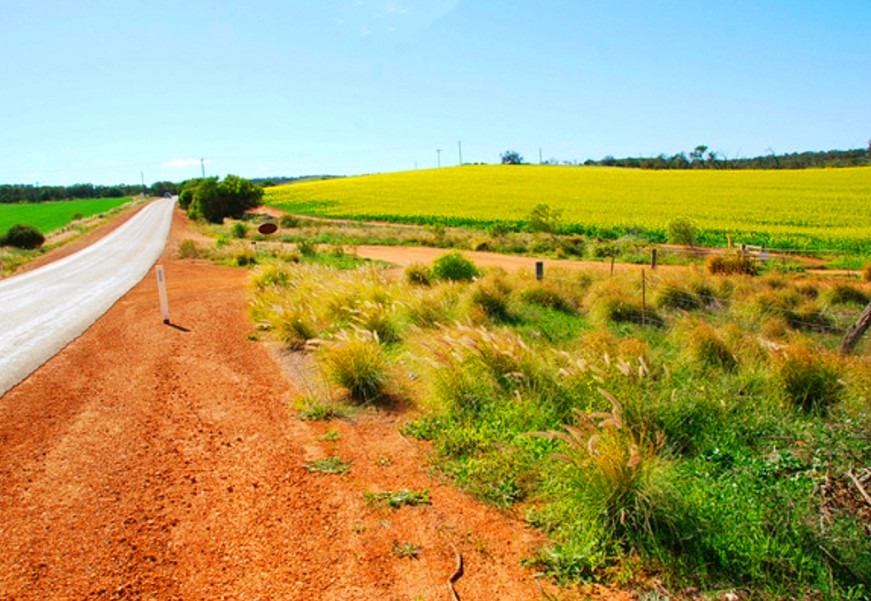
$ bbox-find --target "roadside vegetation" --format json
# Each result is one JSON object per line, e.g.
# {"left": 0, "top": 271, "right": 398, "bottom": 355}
{"left": 0, "top": 196, "right": 138, "bottom": 275}
{"left": 242, "top": 239, "right": 871, "bottom": 599}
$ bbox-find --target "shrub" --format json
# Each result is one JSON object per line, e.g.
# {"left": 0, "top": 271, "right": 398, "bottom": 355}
{"left": 684, "top": 323, "right": 737, "bottom": 371}
{"left": 667, "top": 217, "right": 697, "bottom": 246}
{"left": 178, "top": 239, "right": 199, "bottom": 259}
{"left": 231, "top": 222, "right": 248, "bottom": 238}
{"left": 431, "top": 251, "right": 479, "bottom": 282}
{"left": 590, "top": 293, "right": 663, "bottom": 328}
{"left": 533, "top": 390, "right": 668, "bottom": 541}
{"left": 823, "top": 283, "right": 869, "bottom": 305}
{"left": 774, "top": 346, "right": 844, "bottom": 414}
{"left": 233, "top": 248, "right": 256, "bottom": 266}
{"left": 297, "top": 239, "right": 317, "bottom": 256}
{"left": 519, "top": 285, "right": 576, "bottom": 314}
{"left": 470, "top": 275, "right": 513, "bottom": 322}
{"left": 655, "top": 285, "right": 702, "bottom": 311}
{"left": 320, "top": 331, "right": 389, "bottom": 403}
{"left": 706, "top": 253, "right": 757, "bottom": 276}
{"left": 404, "top": 262, "right": 431, "bottom": 286}
{"left": 2, "top": 224, "right": 44, "bottom": 249}
{"left": 558, "top": 235, "right": 586, "bottom": 257}
{"left": 279, "top": 214, "right": 300, "bottom": 228}
{"left": 70, "top": 212, "right": 85, "bottom": 221}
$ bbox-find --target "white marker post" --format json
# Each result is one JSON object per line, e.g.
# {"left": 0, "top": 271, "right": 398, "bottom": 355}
{"left": 155, "top": 265, "right": 170, "bottom": 324}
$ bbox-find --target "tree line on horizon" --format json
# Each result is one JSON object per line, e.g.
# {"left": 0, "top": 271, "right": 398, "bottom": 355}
{"left": 579, "top": 144, "right": 871, "bottom": 170}
{"left": 0, "top": 181, "right": 178, "bottom": 205}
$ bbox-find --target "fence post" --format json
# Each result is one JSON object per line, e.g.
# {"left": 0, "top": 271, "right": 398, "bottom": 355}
{"left": 610, "top": 255, "right": 615, "bottom": 276}
{"left": 156, "top": 265, "right": 170, "bottom": 324}
{"left": 535, "top": 261, "right": 544, "bottom": 281}
{"left": 651, "top": 248, "right": 658, "bottom": 269}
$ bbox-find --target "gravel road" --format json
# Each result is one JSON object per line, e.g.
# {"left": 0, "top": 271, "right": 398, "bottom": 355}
{"left": 0, "top": 196, "right": 175, "bottom": 396}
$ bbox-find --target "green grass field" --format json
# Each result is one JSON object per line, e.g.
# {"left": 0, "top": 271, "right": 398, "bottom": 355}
{"left": 0, "top": 197, "right": 131, "bottom": 235}
{"left": 265, "top": 165, "right": 871, "bottom": 253}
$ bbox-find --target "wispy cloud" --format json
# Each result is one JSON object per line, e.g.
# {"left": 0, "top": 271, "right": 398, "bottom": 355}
{"left": 162, "top": 158, "right": 206, "bottom": 169}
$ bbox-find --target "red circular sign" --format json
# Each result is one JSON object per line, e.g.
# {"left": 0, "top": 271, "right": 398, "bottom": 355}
{"left": 258, "top": 222, "right": 278, "bottom": 235}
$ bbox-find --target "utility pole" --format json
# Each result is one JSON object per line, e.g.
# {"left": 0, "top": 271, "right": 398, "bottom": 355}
{"left": 200, "top": 158, "right": 205, "bottom": 178}
{"left": 458, "top": 141, "right": 463, "bottom": 165}
{"left": 436, "top": 149, "right": 442, "bottom": 168}
{"left": 539, "top": 147, "right": 543, "bottom": 164}
{"left": 140, "top": 171, "right": 145, "bottom": 196}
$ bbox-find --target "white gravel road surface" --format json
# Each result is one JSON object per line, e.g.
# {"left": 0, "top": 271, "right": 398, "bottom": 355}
{"left": 0, "top": 197, "right": 175, "bottom": 397}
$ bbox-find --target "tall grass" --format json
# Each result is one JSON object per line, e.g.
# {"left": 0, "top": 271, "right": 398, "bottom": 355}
{"left": 250, "top": 255, "right": 871, "bottom": 599}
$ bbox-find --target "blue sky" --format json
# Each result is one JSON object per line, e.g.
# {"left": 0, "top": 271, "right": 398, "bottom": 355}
{"left": 2, "top": 0, "right": 869, "bottom": 186}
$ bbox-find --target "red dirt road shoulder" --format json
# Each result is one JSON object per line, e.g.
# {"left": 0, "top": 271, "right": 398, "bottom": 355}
{"left": 0, "top": 209, "right": 623, "bottom": 600}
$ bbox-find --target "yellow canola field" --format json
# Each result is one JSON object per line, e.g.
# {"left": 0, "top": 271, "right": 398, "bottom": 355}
{"left": 265, "top": 165, "right": 871, "bottom": 249}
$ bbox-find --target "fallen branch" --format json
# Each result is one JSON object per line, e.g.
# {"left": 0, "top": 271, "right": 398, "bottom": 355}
{"left": 448, "top": 543, "right": 464, "bottom": 601}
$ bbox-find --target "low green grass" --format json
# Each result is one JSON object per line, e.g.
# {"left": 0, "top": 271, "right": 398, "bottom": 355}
{"left": 0, "top": 197, "right": 130, "bottom": 235}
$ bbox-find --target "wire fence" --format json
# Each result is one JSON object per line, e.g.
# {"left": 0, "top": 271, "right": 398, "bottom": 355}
{"left": 531, "top": 258, "right": 870, "bottom": 337}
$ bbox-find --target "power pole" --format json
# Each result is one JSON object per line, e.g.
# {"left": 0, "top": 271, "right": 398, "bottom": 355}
{"left": 200, "top": 158, "right": 205, "bottom": 178}
{"left": 539, "top": 147, "right": 543, "bottom": 164}
{"left": 436, "top": 149, "right": 442, "bottom": 168}
{"left": 458, "top": 141, "right": 463, "bottom": 165}
{"left": 140, "top": 171, "right": 145, "bottom": 196}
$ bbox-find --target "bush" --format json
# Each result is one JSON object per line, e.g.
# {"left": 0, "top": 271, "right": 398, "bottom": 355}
{"left": 279, "top": 214, "right": 300, "bottom": 228}
{"left": 685, "top": 323, "right": 737, "bottom": 371}
{"left": 178, "top": 239, "right": 199, "bottom": 259}
{"left": 655, "top": 285, "right": 702, "bottom": 311}
{"left": 590, "top": 293, "right": 663, "bottom": 328}
{"left": 823, "top": 283, "right": 869, "bottom": 305}
{"left": 2, "top": 224, "right": 44, "bottom": 249}
{"left": 297, "top": 239, "right": 317, "bottom": 256}
{"left": 519, "top": 285, "right": 576, "bottom": 314}
{"left": 470, "top": 275, "right": 513, "bottom": 322}
{"left": 558, "top": 235, "right": 586, "bottom": 257}
{"left": 774, "top": 346, "right": 844, "bottom": 414}
{"left": 320, "top": 331, "right": 389, "bottom": 403}
{"left": 231, "top": 222, "right": 248, "bottom": 239}
{"left": 706, "top": 253, "right": 757, "bottom": 276}
{"left": 404, "top": 262, "right": 431, "bottom": 286}
{"left": 667, "top": 217, "right": 697, "bottom": 246}
{"left": 432, "top": 251, "right": 479, "bottom": 282}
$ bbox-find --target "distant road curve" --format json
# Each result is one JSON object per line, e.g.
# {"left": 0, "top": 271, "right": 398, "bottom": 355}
{"left": 0, "top": 196, "right": 175, "bottom": 397}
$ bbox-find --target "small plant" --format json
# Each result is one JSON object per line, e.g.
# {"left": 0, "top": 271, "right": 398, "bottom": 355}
{"left": 298, "top": 238, "right": 317, "bottom": 256}
{"left": 233, "top": 248, "right": 256, "bottom": 266}
{"left": 655, "top": 285, "right": 702, "bottom": 311}
{"left": 70, "top": 211, "right": 84, "bottom": 220}
{"left": 304, "top": 456, "right": 351, "bottom": 475}
{"left": 470, "top": 274, "right": 513, "bottom": 322}
{"left": 404, "top": 262, "right": 432, "bottom": 286}
{"left": 231, "top": 221, "right": 248, "bottom": 238}
{"left": 2, "top": 224, "right": 44, "bottom": 249}
{"left": 530, "top": 389, "right": 667, "bottom": 541}
{"left": 823, "top": 283, "right": 870, "bottom": 305}
{"left": 774, "top": 346, "right": 844, "bottom": 414}
{"left": 431, "top": 251, "right": 479, "bottom": 282}
{"left": 178, "top": 239, "right": 200, "bottom": 259}
{"left": 297, "top": 400, "right": 345, "bottom": 421}
{"left": 317, "top": 429, "right": 340, "bottom": 441}
{"left": 519, "top": 285, "right": 576, "bottom": 314}
{"left": 365, "top": 488, "right": 431, "bottom": 508}
{"left": 684, "top": 322, "right": 737, "bottom": 372}
{"left": 391, "top": 541, "right": 422, "bottom": 559}
{"left": 279, "top": 214, "right": 300, "bottom": 228}
{"left": 320, "top": 331, "right": 389, "bottom": 403}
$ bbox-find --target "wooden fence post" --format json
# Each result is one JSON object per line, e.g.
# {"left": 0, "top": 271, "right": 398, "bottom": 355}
{"left": 651, "top": 248, "right": 658, "bottom": 269}
{"left": 535, "top": 261, "right": 544, "bottom": 281}
{"left": 839, "top": 301, "right": 871, "bottom": 356}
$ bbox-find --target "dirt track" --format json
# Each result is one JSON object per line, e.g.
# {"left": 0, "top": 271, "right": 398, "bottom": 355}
{"left": 0, "top": 208, "right": 629, "bottom": 600}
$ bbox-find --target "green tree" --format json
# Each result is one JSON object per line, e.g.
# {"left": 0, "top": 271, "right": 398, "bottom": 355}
{"left": 219, "top": 174, "right": 263, "bottom": 218}
{"left": 526, "top": 203, "right": 563, "bottom": 235}
{"left": 501, "top": 150, "right": 523, "bottom": 165}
